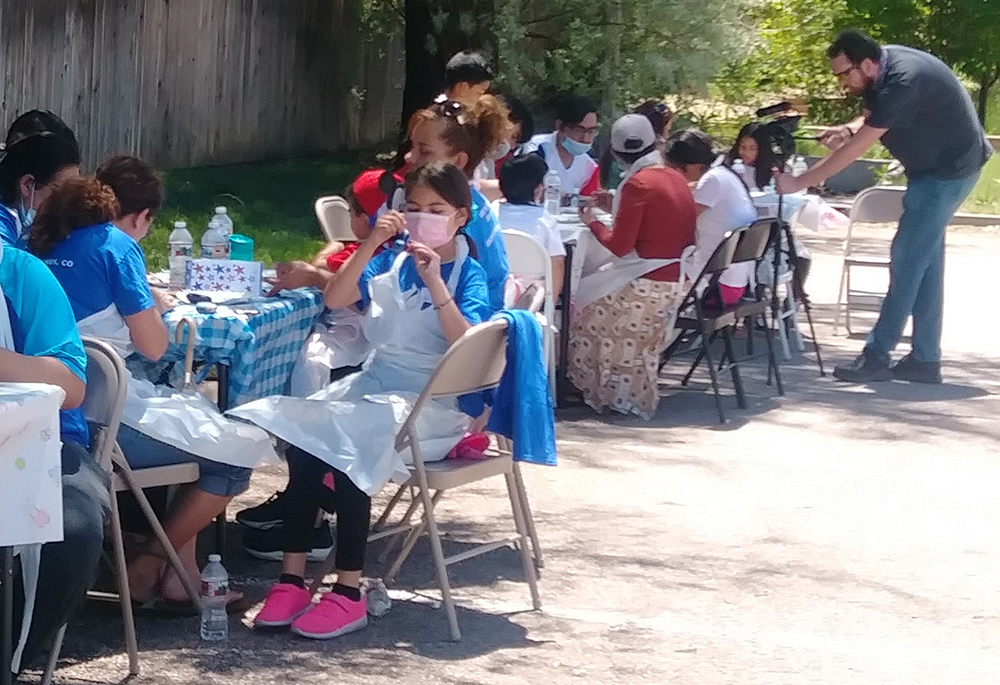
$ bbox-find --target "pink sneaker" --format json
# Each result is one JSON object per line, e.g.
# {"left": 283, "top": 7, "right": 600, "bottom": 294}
{"left": 253, "top": 583, "right": 313, "bottom": 628}
{"left": 291, "top": 591, "right": 368, "bottom": 640}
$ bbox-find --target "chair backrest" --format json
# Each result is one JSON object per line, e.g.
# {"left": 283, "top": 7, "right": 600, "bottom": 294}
{"left": 396, "top": 319, "right": 509, "bottom": 450}
{"left": 845, "top": 186, "right": 905, "bottom": 256}
{"left": 314, "top": 195, "right": 355, "bottom": 242}
{"left": 676, "top": 228, "right": 745, "bottom": 314}
{"left": 731, "top": 219, "right": 777, "bottom": 265}
{"left": 502, "top": 229, "right": 555, "bottom": 323}
{"left": 82, "top": 338, "right": 129, "bottom": 473}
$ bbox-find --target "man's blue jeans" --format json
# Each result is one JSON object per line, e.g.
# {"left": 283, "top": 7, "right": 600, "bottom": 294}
{"left": 866, "top": 171, "right": 981, "bottom": 364}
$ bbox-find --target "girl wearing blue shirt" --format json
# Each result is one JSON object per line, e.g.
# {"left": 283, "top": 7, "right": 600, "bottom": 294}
{"left": 233, "top": 163, "right": 489, "bottom": 640}
{"left": 0, "top": 110, "right": 81, "bottom": 248}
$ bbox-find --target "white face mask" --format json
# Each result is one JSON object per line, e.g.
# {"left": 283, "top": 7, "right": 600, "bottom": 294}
{"left": 18, "top": 185, "right": 36, "bottom": 232}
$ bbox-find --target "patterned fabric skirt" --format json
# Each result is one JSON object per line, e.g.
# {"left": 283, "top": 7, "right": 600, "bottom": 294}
{"left": 568, "top": 279, "right": 683, "bottom": 420}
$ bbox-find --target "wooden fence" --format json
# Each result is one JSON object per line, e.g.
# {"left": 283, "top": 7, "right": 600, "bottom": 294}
{"left": 0, "top": 0, "right": 404, "bottom": 169}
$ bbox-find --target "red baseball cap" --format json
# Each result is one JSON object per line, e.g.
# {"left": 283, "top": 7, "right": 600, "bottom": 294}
{"left": 350, "top": 169, "right": 402, "bottom": 218}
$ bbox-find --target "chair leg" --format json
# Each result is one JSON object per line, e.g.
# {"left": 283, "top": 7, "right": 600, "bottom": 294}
{"left": 109, "top": 489, "right": 140, "bottom": 675}
{"left": 787, "top": 289, "right": 805, "bottom": 352}
{"left": 504, "top": 472, "right": 541, "bottom": 610}
{"left": 701, "top": 331, "right": 726, "bottom": 424}
{"left": 40, "top": 624, "right": 66, "bottom": 685}
{"left": 721, "top": 327, "right": 747, "bottom": 410}
{"left": 777, "top": 298, "right": 792, "bottom": 361}
{"left": 413, "top": 473, "right": 460, "bottom": 641}
{"left": 834, "top": 263, "right": 848, "bottom": 335}
{"left": 761, "top": 313, "right": 786, "bottom": 396}
{"left": 377, "top": 494, "right": 422, "bottom": 566}
{"left": 309, "top": 546, "right": 338, "bottom": 595}
{"left": 385, "top": 491, "right": 443, "bottom": 583}
{"left": 681, "top": 331, "right": 715, "bottom": 387}
{"left": 373, "top": 485, "right": 408, "bottom": 532}
{"left": 511, "top": 462, "right": 543, "bottom": 570}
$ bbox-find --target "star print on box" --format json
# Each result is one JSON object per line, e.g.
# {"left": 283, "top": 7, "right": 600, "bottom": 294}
{"left": 185, "top": 259, "right": 263, "bottom": 294}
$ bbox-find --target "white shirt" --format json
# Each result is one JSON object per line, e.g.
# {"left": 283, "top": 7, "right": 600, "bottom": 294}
{"left": 496, "top": 203, "right": 566, "bottom": 257}
{"left": 522, "top": 133, "right": 598, "bottom": 196}
{"left": 693, "top": 166, "right": 759, "bottom": 288}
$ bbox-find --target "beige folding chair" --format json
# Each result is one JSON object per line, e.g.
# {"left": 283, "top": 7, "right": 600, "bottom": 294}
{"left": 312, "top": 320, "right": 542, "bottom": 641}
{"left": 502, "top": 229, "right": 557, "bottom": 395}
{"left": 43, "top": 335, "right": 203, "bottom": 683}
{"left": 314, "top": 195, "right": 355, "bottom": 243}
{"left": 834, "top": 186, "right": 905, "bottom": 335}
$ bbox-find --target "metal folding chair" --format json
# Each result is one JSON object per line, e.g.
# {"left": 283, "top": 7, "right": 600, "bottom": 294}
{"left": 502, "top": 229, "right": 557, "bottom": 396}
{"left": 314, "top": 195, "right": 355, "bottom": 243}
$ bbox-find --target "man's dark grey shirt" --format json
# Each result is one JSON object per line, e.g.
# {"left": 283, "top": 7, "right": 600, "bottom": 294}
{"left": 865, "top": 45, "right": 992, "bottom": 179}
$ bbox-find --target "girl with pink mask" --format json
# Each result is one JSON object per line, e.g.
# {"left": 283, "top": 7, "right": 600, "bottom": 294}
{"left": 230, "top": 162, "right": 490, "bottom": 641}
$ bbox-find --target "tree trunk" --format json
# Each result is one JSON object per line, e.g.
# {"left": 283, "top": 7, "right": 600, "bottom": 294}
{"left": 397, "top": 0, "right": 444, "bottom": 166}
{"left": 978, "top": 73, "right": 990, "bottom": 127}
{"left": 601, "top": 0, "right": 622, "bottom": 120}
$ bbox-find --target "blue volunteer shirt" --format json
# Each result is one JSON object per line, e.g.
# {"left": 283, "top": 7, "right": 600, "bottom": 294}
{"left": 356, "top": 243, "right": 491, "bottom": 325}
{"left": 466, "top": 186, "right": 509, "bottom": 313}
{"left": 0, "top": 204, "right": 22, "bottom": 248}
{"left": 40, "top": 222, "right": 154, "bottom": 321}
{"left": 1, "top": 247, "right": 89, "bottom": 447}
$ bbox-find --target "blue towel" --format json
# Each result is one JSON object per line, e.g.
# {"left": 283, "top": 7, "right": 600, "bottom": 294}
{"left": 485, "top": 310, "right": 557, "bottom": 466}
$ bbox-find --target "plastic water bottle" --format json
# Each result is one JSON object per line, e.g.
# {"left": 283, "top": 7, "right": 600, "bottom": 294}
{"left": 363, "top": 578, "right": 392, "bottom": 617}
{"left": 201, "top": 218, "right": 230, "bottom": 259}
{"left": 543, "top": 169, "right": 561, "bottom": 216}
{"left": 212, "top": 206, "right": 234, "bottom": 237}
{"left": 791, "top": 155, "right": 809, "bottom": 177}
{"left": 168, "top": 221, "right": 194, "bottom": 289}
{"left": 200, "top": 554, "right": 229, "bottom": 641}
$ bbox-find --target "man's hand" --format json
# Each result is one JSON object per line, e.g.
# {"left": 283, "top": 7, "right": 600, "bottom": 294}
{"left": 773, "top": 170, "right": 806, "bottom": 195}
{"left": 817, "top": 125, "right": 853, "bottom": 151}
{"left": 267, "top": 260, "right": 323, "bottom": 296}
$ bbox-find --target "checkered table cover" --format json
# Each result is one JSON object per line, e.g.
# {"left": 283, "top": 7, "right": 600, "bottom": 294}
{"left": 161, "top": 288, "right": 324, "bottom": 407}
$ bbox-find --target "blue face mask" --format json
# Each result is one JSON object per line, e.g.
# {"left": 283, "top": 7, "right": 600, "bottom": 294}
{"left": 18, "top": 186, "right": 36, "bottom": 232}
{"left": 560, "top": 135, "right": 592, "bottom": 157}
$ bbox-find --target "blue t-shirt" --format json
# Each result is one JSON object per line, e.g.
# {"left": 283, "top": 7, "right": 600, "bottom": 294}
{"left": 356, "top": 244, "right": 491, "bottom": 325}
{"left": 1, "top": 247, "right": 89, "bottom": 447}
{"left": 0, "top": 204, "right": 22, "bottom": 248}
{"left": 39, "top": 223, "right": 154, "bottom": 321}
{"left": 466, "top": 186, "right": 509, "bottom": 313}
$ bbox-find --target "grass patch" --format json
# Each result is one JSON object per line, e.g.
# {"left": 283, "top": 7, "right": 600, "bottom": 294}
{"left": 144, "top": 154, "right": 362, "bottom": 270}
{"left": 961, "top": 154, "right": 1000, "bottom": 215}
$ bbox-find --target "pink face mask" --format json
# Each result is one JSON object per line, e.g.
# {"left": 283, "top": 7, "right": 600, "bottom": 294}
{"left": 404, "top": 211, "right": 453, "bottom": 248}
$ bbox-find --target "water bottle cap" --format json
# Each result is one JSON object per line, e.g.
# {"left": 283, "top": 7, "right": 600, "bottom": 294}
{"left": 208, "top": 554, "right": 221, "bottom": 562}
{"left": 174, "top": 221, "right": 187, "bottom": 229}
{"left": 215, "top": 206, "right": 227, "bottom": 214}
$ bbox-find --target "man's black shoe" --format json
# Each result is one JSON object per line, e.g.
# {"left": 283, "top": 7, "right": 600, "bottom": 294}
{"left": 234, "top": 490, "right": 288, "bottom": 530}
{"left": 832, "top": 348, "right": 892, "bottom": 383}
{"left": 891, "top": 354, "right": 942, "bottom": 384}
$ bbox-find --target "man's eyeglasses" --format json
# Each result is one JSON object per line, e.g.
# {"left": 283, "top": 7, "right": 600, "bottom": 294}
{"left": 568, "top": 124, "right": 600, "bottom": 136}
{"left": 832, "top": 64, "right": 861, "bottom": 80}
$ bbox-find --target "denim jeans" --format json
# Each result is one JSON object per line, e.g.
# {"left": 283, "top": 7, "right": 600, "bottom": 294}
{"left": 866, "top": 171, "right": 981, "bottom": 364}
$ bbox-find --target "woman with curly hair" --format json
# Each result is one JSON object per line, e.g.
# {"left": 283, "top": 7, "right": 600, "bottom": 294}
{"left": 29, "top": 177, "right": 274, "bottom": 614}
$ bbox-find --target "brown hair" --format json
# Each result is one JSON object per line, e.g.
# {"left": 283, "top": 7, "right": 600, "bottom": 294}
{"left": 28, "top": 177, "right": 120, "bottom": 255}
{"left": 95, "top": 154, "right": 165, "bottom": 217}
{"left": 406, "top": 95, "right": 513, "bottom": 177}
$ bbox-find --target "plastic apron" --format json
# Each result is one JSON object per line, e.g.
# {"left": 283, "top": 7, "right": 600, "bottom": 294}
{"left": 77, "top": 305, "right": 279, "bottom": 469}
{"left": 230, "top": 244, "right": 472, "bottom": 496}
{"left": 288, "top": 307, "right": 372, "bottom": 398}
{"left": 573, "top": 230, "right": 680, "bottom": 310}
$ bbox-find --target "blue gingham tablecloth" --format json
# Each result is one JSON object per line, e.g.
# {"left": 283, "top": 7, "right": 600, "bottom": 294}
{"left": 159, "top": 288, "right": 324, "bottom": 407}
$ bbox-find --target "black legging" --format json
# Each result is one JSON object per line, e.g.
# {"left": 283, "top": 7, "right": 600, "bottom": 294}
{"left": 283, "top": 446, "right": 371, "bottom": 572}
{"left": 5, "top": 441, "right": 107, "bottom": 673}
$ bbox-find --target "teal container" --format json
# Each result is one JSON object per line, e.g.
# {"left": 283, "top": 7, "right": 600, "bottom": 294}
{"left": 229, "top": 234, "right": 254, "bottom": 261}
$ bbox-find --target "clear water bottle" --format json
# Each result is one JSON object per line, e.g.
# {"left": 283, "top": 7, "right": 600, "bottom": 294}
{"left": 200, "top": 554, "right": 229, "bottom": 641}
{"left": 201, "top": 218, "right": 230, "bottom": 259}
{"left": 363, "top": 578, "right": 392, "bottom": 617}
{"left": 212, "top": 206, "right": 234, "bottom": 237}
{"left": 543, "top": 169, "right": 561, "bottom": 216}
{"left": 168, "top": 221, "right": 194, "bottom": 289}
{"left": 791, "top": 155, "right": 809, "bottom": 177}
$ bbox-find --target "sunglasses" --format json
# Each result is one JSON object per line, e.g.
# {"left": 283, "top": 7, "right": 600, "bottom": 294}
{"left": 431, "top": 98, "right": 467, "bottom": 123}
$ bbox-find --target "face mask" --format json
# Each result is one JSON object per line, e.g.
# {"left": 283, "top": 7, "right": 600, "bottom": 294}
{"left": 560, "top": 135, "right": 592, "bottom": 157}
{"left": 488, "top": 140, "right": 512, "bottom": 160}
{"left": 18, "top": 185, "right": 36, "bottom": 231}
{"left": 405, "top": 212, "right": 453, "bottom": 248}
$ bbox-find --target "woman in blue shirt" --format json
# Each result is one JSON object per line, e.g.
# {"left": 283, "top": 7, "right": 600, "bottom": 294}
{"left": 29, "top": 177, "right": 266, "bottom": 612}
{"left": 0, "top": 110, "right": 81, "bottom": 248}
{"left": 233, "top": 163, "right": 489, "bottom": 641}
{"left": 0, "top": 241, "right": 106, "bottom": 672}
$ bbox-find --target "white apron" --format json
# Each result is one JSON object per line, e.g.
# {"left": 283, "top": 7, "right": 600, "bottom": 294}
{"left": 288, "top": 307, "right": 372, "bottom": 398}
{"left": 573, "top": 230, "right": 681, "bottom": 310}
{"left": 77, "top": 305, "right": 278, "bottom": 469}
{"left": 230, "top": 244, "right": 473, "bottom": 496}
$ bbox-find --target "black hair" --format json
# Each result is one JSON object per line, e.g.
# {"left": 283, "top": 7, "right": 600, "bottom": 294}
{"left": 827, "top": 29, "right": 882, "bottom": 63}
{"left": 725, "top": 122, "right": 778, "bottom": 189}
{"left": 444, "top": 51, "right": 493, "bottom": 89}
{"left": 555, "top": 95, "right": 598, "bottom": 129}
{"left": 615, "top": 145, "right": 658, "bottom": 166}
{"left": 633, "top": 100, "right": 673, "bottom": 137}
{"left": 403, "top": 162, "right": 478, "bottom": 259}
{"left": 0, "top": 110, "right": 81, "bottom": 206}
{"left": 664, "top": 129, "right": 717, "bottom": 168}
{"left": 501, "top": 95, "right": 535, "bottom": 144}
{"left": 499, "top": 152, "right": 547, "bottom": 205}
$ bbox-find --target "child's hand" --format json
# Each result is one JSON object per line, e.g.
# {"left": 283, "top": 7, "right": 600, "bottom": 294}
{"left": 372, "top": 211, "right": 405, "bottom": 244}
{"left": 408, "top": 241, "right": 443, "bottom": 283}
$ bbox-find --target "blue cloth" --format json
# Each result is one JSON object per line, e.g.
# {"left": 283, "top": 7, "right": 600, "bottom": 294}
{"left": 486, "top": 310, "right": 556, "bottom": 466}
{"left": 0, "top": 246, "right": 89, "bottom": 447}
{"left": 38, "top": 222, "right": 154, "bottom": 321}
{"left": 0, "top": 204, "right": 20, "bottom": 247}
{"left": 466, "top": 186, "right": 510, "bottom": 313}
{"left": 866, "top": 171, "right": 981, "bottom": 364}
{"left": 356, "top": 244, "right": 492, "bottom": 325}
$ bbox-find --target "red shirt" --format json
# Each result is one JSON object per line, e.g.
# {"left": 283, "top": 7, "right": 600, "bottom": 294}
{"left": 325, "top": 242, "right": 390, "bottom": 273}
{"left": 589, "top": 166, "right": 696, "bottom": 282}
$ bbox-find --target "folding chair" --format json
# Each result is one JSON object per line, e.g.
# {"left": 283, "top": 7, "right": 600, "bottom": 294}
{"left": 314, "top": 195, "right": 355, "bottom": 243}
{"left": 660, "top": 226, "right": 782, "bottom": 424}
{"left": 312, "top": 320, "right": 541, "bottom": 641}
{"left": 833, "top": 186, "right": 905, "bottom": 335}
{"left": 502, "top": 229, "right": 557, "bottom": 395}
{"left": 43, "top": 339, "right": 202, "bottom": 683}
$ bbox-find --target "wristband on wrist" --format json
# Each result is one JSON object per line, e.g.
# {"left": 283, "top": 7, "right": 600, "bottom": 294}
{"left": 433, "top": 297, "right": 453, "bottom": 311}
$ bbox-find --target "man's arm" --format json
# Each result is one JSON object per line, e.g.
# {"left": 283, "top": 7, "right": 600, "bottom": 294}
{"left": 0, "top": 348, "right": 85, "bottom": 408}
{"left": 776, "top": 123, "right": 886, "bottom": 194}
